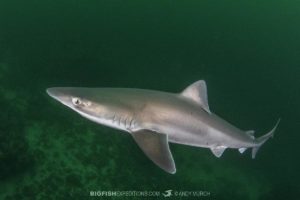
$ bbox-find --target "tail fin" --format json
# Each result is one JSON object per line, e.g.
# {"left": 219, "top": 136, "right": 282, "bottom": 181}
{"left": 252, "top": 119, "right": 281, "bottom": 159}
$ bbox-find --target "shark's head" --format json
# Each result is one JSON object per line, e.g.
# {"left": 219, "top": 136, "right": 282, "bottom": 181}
{"left": 46, "top": 87, "right": 134, "bottom": 129}
{"left": 47, "top": 87, "right": 92, "bottom": 108}
{"left": 46, "top": 87, "right": 100, "bottom": 120}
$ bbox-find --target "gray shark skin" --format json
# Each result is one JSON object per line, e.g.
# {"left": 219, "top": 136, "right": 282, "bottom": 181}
{"left": 46, "top": 80, "right": 280, "bottom": 174}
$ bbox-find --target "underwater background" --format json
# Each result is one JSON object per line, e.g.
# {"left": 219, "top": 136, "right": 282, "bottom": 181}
{"left": 0, "top": 0, "right": 299, "bottom": 199}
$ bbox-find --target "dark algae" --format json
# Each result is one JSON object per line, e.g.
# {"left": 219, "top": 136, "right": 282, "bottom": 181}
{"left": 0, "top": 0, "right": 299, "bottom": 199}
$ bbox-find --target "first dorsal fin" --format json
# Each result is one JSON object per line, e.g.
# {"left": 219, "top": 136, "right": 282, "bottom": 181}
{"left": 181, "top": 80, "right": 211, "bottom": 114}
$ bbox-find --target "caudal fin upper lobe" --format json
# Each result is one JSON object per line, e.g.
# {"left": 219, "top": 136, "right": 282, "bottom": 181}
{"left": 252, "top": 119, "right": 281, "bottom": 159}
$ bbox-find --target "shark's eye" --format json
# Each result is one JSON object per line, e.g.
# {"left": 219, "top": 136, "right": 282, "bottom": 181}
{"left": 72, "top": 97, "right": 81, "bottom": 106}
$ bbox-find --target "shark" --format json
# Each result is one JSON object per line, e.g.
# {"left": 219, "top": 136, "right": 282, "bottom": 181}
{"left": 46, "top": 80, "right": 280, "bottom": 174}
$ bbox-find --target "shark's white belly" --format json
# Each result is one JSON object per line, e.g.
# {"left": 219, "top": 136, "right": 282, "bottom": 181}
{"left": 142, "top": 106, "right": 255, "bottom": 149}
{"left": 157, "top": 121, "right": 254, "bottom": 149}
{"left": 153, "top": 121, "right": 224, "bottom": 148}
{"left": 77, "top": 109, "right": 139, "bottom": 133}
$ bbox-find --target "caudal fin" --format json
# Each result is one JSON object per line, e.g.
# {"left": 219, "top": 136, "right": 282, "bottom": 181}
{"left": 252, "top": 119, "right": 281, "bottom": 159}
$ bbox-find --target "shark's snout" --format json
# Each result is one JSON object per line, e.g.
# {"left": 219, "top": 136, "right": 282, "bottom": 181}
{"left": 47, "top": 88, "right": 60, "bottom": 98}
{"left": 46, "top": 87, "right": 80, "bottom": 108}
{"left": 46, "top": 88, "right": 54, "bottom": 97}
{"left": 46, "top": 88, "right": 68, "bottom": 103}
{"left": 46, "top": 87, "right": 75, "bottom": 109}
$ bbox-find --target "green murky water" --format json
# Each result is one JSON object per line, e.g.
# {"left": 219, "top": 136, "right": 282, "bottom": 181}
{"left": 0, "top": 1, "right": 299, "bottom": 199}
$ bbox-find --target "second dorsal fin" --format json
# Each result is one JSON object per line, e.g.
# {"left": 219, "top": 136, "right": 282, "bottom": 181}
{"left": 181, "top": 80, "right": 211, "bottom": 114}
{"left": 246, "top": 130, "right": 255, "bottom": 139}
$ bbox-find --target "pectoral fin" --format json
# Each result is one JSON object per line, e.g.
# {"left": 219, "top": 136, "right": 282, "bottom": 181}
{"left": 131, "top": 130, "right": 176, "bottom": 174}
